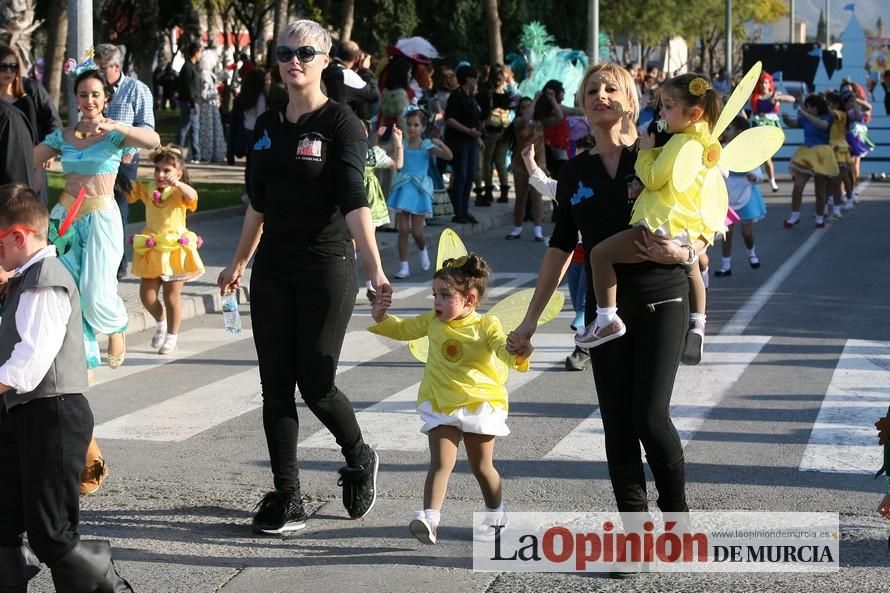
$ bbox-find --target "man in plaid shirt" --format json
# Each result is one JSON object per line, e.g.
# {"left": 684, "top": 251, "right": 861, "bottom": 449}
{"left": 94, "top": 43, "right": 156, "bottom": 279}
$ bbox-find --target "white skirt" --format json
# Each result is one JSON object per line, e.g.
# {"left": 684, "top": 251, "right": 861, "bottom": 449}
{"left": 418, "top": 400, "right": 510, "bottom": 436}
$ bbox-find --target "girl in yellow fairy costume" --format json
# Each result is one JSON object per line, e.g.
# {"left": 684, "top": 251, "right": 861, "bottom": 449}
{"left": 368, "top": 253, "right": 531, "bottom": 545}
{"left": 576, "top": 74, "right": 723, "bottom": 362}
{"left": 128, "top": 145, "right": 205, "bottom": 354}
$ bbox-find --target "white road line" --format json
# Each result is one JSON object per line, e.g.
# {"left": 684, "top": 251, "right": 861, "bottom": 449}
{"left": 93, "top": 332, "right": 396, "bottom": 442}
{"left": 721, "top": 180, "right": 870, "bottom": 337}
{"left": 799, "top": 339, "right": 889, "bottom": 474}
{"left": 544, "top": 335, "right": 770, "bottom": 461}
{"left": 300, "top": 333, "right": 573, "bottom": 451}
{"left": 90, "top": 328, "right": 253, "bottom": 386}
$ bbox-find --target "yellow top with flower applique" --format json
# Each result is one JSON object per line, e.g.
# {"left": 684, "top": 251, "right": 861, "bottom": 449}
{"left": 368, "top": 311, "right": 529, "bottom": 415}
{"left": 629, "top": 120, "right": 725, "bottom": 243}
{"left": 127, "top": 184, "right": 205, "bottom": 280}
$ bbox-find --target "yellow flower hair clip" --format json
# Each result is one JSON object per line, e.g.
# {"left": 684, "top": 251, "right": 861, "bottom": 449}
{"left": 689, "top": 77, "right": 710, "bottom": 96}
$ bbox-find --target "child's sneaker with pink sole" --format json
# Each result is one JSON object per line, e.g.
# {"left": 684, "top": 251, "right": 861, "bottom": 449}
{"left": 574, "top": 317, "right": 627, "bottom": 349}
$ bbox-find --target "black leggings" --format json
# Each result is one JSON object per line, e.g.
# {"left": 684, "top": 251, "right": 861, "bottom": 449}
{"left": 251, "top": 241, "right": 366, "bottom": 494}
{"left": 590, "top": 293, "right": 689, "bottom": 512}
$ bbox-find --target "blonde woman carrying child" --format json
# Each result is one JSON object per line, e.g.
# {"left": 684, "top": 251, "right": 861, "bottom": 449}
{"left": 576, "top": 74, "right": 724, "bottom": 365}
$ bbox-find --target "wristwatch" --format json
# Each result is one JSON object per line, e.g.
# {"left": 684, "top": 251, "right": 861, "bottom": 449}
{"left": 684, "top": 244, "right": 698, "bottom": 265}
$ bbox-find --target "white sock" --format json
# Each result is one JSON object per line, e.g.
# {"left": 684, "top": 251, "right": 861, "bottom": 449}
{"left": 164, "top": 333, "right": 178, "bottom": 345}
{"left": 424, "top": 508, "right": 441, "bottom": 525}
{"left": 721, "top": 256, "right": 732, "bottom": 269}
{"left": 787, "top": 211, "right": 800, "bottom": 223}
{"left": 510, "top": 226, "right": 522, "bottom": 236}
{"left": 745, "top": 248, "right": 756, "bottom": 259}
{"left": 689, "top": 313, "right": 706, "bottom": 332}
{"left": 815, "top": 215, "right": 824, "bottom": 224}
{"left": 595, "top": 306, "right": 617, "bottom": 328}
{"left": 533, "top": 225, "right": 543, "bottom": 238}
{"left": 155, "top": 319, "right": 166, "bottom": 331}
{"left": 485, "top": 503, "right": 505, "bottom": 514}
{"left": 366, "top": 280, "right": 374, "bottom": 290}
{"left": 833, "top": 205, "right": 842, "bottom": 215}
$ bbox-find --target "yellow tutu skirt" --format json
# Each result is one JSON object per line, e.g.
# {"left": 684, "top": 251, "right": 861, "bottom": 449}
{"left": 131, "top": 230, "right": 205, "bottom": 281}
{"left": 831, "top": 143, "right": 852, "bottom": 168}
{"left": 789, "top": 145, "right": 839, "bottom": 178}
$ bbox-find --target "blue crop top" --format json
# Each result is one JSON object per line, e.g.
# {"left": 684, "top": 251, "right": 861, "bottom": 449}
{"left": 800, "top": 114, "right": 832, "bottom": 147}
{"left": 43, "top": 129, "right": 126, "bottom": 176}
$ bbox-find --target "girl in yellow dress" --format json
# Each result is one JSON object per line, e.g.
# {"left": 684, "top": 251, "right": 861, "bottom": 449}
{"left": 576, "top": 73, "right": 723, "bottom": 360}
{"left": 128, "top": 145, "right": 205, "bottom": 354}
{"left": 368, "top": 253, "right": 532, "bottom": 544}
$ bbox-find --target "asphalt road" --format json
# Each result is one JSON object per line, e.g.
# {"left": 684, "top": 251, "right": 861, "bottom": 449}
{"left": 25, "top": 180, "right": 890, "bottom": 592}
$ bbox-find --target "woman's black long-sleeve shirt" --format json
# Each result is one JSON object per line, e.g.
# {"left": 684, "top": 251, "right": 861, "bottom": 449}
{"left": 249, "top": 100, "right": 368, "bottom": 253}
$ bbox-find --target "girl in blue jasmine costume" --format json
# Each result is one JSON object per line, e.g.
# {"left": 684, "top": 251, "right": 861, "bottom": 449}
{"left": 33, "top": 63, "right": 160, "bottom": 370}
{"left": 369, "top": 253, "right": 532, "bottom": 545}
{"left": 388, "top": 108, "right": 452, "bottom": 279}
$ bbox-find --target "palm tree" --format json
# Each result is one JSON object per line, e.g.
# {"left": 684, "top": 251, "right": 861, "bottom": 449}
{"left": 484, "top": 0, "right": 503, "bottom": 65}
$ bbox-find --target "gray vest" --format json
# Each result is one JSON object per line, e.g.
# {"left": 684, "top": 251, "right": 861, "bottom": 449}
{"left": 0, "top": 254, "right": 88, "bottom": 410}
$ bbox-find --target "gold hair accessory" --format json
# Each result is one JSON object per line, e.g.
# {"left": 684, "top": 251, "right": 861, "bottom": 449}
{"left": 443, "top": 256, "right": 468, "bottom": 269}
{"left": 689, "top": 77, "right": 709, "bottom": 96}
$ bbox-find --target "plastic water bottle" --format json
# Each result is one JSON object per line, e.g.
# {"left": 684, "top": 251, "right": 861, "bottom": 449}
{"left": 222, "top": 291, "right": 241, "bottom": 335}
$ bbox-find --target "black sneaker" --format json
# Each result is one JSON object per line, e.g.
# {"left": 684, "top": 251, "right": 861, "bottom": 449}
{"left": 681, "top": 329, "right": 703, "bottom": 366}
{"left": 252, "top": 490, "right": 308, "bottom": 534}
{"left": 338, "top": 446, "right": 379, "bottom": 519}
{"left": 465, "top": 213, "right": 479, "bottom": 224}
{"left": 565, "top": 346, "right": 590, "bottom": 371}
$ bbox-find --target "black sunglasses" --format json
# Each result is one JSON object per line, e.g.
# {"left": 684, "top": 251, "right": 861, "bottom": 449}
{"left": 275, "top": 45, "right": 324, "bottom": 64}
{"left": 0, "top": 62, "right": 18, "bottom": 72}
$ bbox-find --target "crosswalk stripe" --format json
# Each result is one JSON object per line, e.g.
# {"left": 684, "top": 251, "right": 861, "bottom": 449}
{"left": 544, "top": 335, "right": 770, "bottom": 461}
{"left": 300, "top": 333, "right": 572, "bottom": 452}
{"left": 799, "top": 339, "right": 888, "bottom": 474}
{"left": 93, "top": 331, "right": 396, "bottom": 442}
{"left": 91, "top": 328, "right": 253, "bottom": 386}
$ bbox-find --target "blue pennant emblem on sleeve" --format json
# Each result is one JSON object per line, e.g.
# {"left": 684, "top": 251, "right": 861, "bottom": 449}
{"left": 570, "top": 182, "right": 594, "bottom": 206}
{"left": 253, "top": 130, "right": 271, "bottom": 150}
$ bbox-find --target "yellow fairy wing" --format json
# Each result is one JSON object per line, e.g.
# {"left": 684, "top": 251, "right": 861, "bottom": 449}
{"left": 720, "top": 126, "right": 785, "bottom": 172}
{"left": 672, "top": 140, "right": 704, "bottom": 193}
{"left": 409, "top": 228, "right": 470, "bottom": 362}
{"left": 711, "top": 61, "right": 762, "bottom": 141}
{"left": 699, "top": 168, "right": 729, "bottom": 239}
{"left": 408, "top": 336, "right": 429, "bottom": 362}
{"left": 436, "top": 228, "right": 468, "bottom": 270}
{"left": 486, "top": 288, "right": 565, "bottom": 331}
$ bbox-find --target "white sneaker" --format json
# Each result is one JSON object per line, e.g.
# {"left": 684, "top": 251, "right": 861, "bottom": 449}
{"left": 151, "top": 325, "right": 166, "bottom": 349}
{"left": 394, "top": 262, "right": 410, "bottom": 279}
{"left": 420, "top": 248, "right": 431, "bottom": 272}
{"left": 475, "top": 510, "right": 509, "bottom": 542}
{"left": 408, "top": 511, "right": 437, "bottom": 544}
{"left": 159, "top": 336, "right": 177, "bottom": 355}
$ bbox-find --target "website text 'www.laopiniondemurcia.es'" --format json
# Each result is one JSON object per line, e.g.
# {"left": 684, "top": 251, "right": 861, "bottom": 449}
{"left": 472, "top": 512, "right": 839, "bottom": 573}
